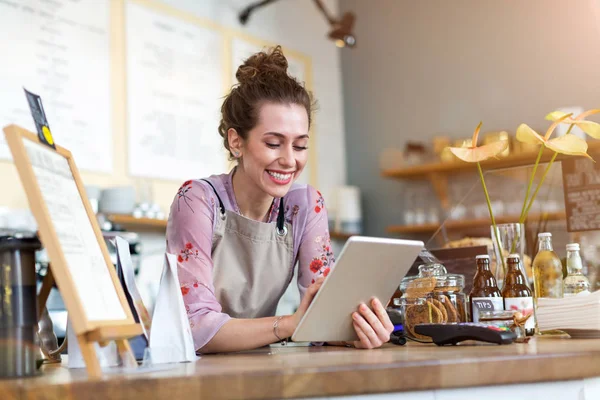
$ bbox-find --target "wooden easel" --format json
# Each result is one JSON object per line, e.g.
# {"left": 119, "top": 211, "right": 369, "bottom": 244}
{"left": 3, "top": 125, "right": 142, "bottom": 378}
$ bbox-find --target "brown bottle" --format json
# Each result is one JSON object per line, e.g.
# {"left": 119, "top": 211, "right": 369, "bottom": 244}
{"left": 469, "top": 255, "right": 503, "bottom": 323}
{"left": 502, "top": 254, "right": 535, "bottom": 336}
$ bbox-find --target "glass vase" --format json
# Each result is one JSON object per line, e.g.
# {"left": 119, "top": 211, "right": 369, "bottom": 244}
{"left": 490, "top": 223, "right": 527, "bottom": 289}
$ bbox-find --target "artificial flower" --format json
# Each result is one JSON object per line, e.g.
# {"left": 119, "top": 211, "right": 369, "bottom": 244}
{"left": 516, "top": 113, "right": 592, "bottom": 159}
{"left": 448, "top": 122, "right": 509, "bottom": 163}
{"left": 545, "top": 109, "right": 600, "bottom": 139}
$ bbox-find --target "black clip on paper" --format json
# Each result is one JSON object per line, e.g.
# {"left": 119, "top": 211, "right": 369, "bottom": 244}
{"left": 23, "top": 88, "right": 56, "bottom": 149}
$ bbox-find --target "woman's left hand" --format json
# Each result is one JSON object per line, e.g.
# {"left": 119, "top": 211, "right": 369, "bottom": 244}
{"left": 351, "top": 297, "right": 394, "bottom": 349}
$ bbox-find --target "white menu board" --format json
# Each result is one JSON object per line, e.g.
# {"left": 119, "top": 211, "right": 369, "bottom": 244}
{"left": 126, "top": 1, "right": 227, "bottom": 181}
{"left": 0, "top": 0, "right": 113, "bottom": 173}
{"left": 23, "top": 139, "right": 126, "bottom": 321}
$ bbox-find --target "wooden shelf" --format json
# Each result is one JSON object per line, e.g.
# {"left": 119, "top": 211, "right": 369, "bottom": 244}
{"left": 107, "top": 214, "right": 168, "bottom": 230}
{"left": 107, "top": 214, "right": 353, "bottom": 240}
{"left": 381, "top": 141, "right": 600, "bottom": 179}
{"left": 387, "top": 211, "right": 567, "bottom": 234}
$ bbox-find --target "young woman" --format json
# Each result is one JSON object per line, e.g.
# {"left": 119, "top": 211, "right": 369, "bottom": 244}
{"left": 166, "top": 46, "right": 393, "bottom": 353}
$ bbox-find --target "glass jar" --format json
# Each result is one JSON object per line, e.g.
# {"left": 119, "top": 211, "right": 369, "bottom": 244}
{"left": 431, "top": 274, "right": 467, "bottom": 323}
{"left": 394, "top": 297, "right": 438, "bottom": 343}
{"left": 479, "top": 310, "right": 525, "bottom": 340}
{"left": 398, "top": 262, "right": 467, "bottom": 341}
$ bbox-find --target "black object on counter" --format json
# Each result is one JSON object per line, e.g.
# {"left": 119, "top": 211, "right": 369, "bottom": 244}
{"left": 0, "top": 233, "right": 42, "bottom": 378}
{"left": 414, "top": 323, "right": 517, "bottom": 346}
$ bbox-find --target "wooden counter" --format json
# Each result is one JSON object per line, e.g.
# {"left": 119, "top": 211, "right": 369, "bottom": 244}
{"left": 2, "top": 336, "right": 600, "bottom": 399}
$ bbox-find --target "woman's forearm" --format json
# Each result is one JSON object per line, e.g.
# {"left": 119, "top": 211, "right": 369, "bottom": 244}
{"left": 199, "top": 315, "right": 296, "bottom": 354}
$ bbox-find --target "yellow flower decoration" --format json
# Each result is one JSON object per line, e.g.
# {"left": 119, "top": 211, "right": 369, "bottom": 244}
{"left": 447, "top": 122, "right": 509, "bottom": 163}
{"left": 516, "top": 113, "right": 592, "bottom": 159}
{"left": 545, "top": 109, "right": 600, "bottom": 139}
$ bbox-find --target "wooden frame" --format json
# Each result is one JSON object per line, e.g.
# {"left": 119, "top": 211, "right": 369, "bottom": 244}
{"left": 3, "top": 124, "right": 141, "bottom": 378}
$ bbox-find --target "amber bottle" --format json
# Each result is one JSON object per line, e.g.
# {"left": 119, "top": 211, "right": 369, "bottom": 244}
{"left": 469, "top": 255, "right": 503, "bottom": 323}
{"left": 502, "top": 254, "right": 535, "bottom": 336}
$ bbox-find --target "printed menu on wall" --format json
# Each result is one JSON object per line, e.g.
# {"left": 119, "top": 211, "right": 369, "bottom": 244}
{"left": 561, "top": 154, "right": 600, "bottom": 232}
{"left": 0, "top": 0, "right": 113, "bottom": 173}
{"left": 126, "top": 1, "right": 227, "bottom": 181}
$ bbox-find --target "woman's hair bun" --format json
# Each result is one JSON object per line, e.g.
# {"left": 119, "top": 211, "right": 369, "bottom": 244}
{"left": 235, "top": 45, "right": 289, "bottom": 85}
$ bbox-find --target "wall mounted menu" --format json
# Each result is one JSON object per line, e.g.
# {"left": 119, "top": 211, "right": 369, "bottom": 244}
{"left": 126, "top": 1, "right": 227, "bottom": 181}
{"left": 561, "top": 154, "right": 600, "bottom": 232}
{"left": 0, "top": 0, "right": 112, "bottom": 173}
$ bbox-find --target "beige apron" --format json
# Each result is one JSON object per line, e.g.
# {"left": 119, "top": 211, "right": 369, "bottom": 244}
{"left": 202, "top": 179, "right": 294, "bottom": 319}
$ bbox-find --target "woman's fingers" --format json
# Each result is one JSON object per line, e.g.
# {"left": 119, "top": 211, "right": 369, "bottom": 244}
{"left": 352, "top": 321, "right": 373, "bottom": 349}
{"left": 352, "top": 311, "right": 382, "bottom": 348}
{"left": 298, "top": 277, "right": 325, "bottom": 312}
{"left": 357, "top": 302, "right": 390, "bottom": 343}
{"left": 371, "top": 297, "right": 394, "bottom": 333}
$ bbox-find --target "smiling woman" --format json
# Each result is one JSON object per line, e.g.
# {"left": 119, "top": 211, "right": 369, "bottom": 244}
{"left": 165, "top": 46, "right": 394, "bottom": 354}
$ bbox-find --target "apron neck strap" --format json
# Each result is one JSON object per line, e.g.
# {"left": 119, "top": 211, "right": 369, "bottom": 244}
{"left": 201, "top": 179, "right": 225, "bottom": 215}
{"left": 202, "top": 178, "right": 287, "bottom": 235}
{"left": 276, "top": 197, "right": 285, "bottom": 234}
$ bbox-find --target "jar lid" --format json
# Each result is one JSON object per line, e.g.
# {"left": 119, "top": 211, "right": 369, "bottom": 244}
{"left": 538, "top": 232, "right": 552, "bottom": 237}
{"left": 566, "top": 243, "right": 580, "bottom": 251}
{"left": 400, "top": 271, "right": 465, "bottom": 291}
{"left": 416, "top": 263, "right": 447, "bottom": 277}
{"left": 433, "top": 273, "right": 465, "bottom": 289}
{"left": 0, "top": 232, "right": 42, "bottom": 252}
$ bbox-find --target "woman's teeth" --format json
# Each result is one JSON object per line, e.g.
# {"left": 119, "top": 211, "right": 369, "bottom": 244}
{"left": 267, "top": 171, "right": 292, "bottom": 180}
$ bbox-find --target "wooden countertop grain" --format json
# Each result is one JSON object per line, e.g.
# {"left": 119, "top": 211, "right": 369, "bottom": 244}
{"left": 2, "top": 336, "right": 600, "bottom": 399}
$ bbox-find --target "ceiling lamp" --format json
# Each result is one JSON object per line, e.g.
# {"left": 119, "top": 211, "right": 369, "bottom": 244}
{"left": 238, "top": 0, "right": 357, "bottom": 48}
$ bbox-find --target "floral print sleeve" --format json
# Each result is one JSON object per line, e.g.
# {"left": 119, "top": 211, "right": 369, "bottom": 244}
{"left": 166, "top": 180, "right": 231, "bottom": 351}
{"left": 296, "top": 186, "right": 336, "bottom": 299}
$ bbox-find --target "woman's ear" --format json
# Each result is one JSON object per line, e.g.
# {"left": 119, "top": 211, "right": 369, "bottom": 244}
{"left": 227, "top": 128, "right": 243, "bottom": 158}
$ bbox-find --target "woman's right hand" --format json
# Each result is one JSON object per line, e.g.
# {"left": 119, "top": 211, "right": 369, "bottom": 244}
{"left": 289, "top": 276, "right": 325, "bottom": 332}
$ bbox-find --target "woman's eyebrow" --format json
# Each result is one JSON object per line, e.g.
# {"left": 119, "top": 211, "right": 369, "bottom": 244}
{"left": 263, "top": 132, "right": 309, "bottom": 139}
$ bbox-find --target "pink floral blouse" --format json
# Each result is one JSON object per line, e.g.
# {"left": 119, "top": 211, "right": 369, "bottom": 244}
{"left": 166, "top": 171, "right": 336, "bottom": 350}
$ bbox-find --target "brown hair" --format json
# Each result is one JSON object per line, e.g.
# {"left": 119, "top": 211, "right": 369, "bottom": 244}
{"left": 218, "top": 45, "right": 315, "bottom": 159}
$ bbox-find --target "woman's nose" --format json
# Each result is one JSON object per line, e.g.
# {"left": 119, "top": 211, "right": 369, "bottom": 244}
{"left": 280, "top": 146, "right": 295, "bottom": 167}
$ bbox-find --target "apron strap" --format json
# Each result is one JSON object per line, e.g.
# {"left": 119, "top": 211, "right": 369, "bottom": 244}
{"left": 200, "top": 179, "right": 225, "bottom": 216}
{"left": 276, "top": 197, "right": 287, "bottom": 236}
{"left": 202, "top": 178, "right": 287, "bottom": 236}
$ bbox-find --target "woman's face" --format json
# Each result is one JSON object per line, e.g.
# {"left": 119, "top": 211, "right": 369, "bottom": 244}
{"left": 238, "top": 102, "right": 309, "bottom": 199}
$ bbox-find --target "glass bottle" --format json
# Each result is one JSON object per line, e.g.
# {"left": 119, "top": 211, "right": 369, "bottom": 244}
{"left": 502, "top": 254, "right": 535, "bottom": 336}
{"left": 563, "top": 243, "right": 591, "bottom": 297}
{"left": 532, "top": 232, "right": 563, "bottom": 298}
{"left": 469, "top": 255, "right": 503, "bottom": 323}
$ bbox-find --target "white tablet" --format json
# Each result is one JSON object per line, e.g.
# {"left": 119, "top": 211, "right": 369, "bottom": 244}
{"left": 292, "top": 236, "right": 424, "bottom": 342}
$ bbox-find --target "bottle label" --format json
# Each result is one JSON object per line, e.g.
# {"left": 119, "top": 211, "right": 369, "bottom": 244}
{"left": 471, "top": 297, "right": 504, "bottom": 323}
{"left": 504, "top": 297, "right": 535, "bottom": 331}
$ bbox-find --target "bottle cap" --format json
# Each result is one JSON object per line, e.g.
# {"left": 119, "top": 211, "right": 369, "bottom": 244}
{"left": 566, "top": 243, "right": 580, "bottom": 251}
{"left": 507, "top": 253, "right": 520, "bottom": 260}
{"left": 538, "top": 232, "right": 552, "bottom": 238}
{"left": 475, "top": 255, "right": 490, "bottom": 260}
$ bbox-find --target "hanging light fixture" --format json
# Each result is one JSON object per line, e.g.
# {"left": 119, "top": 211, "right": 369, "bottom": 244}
{"left": 312, "top": 0, "right": 357, "bottom": 48}
{"left": 238, "top": 0, "right": 357, "bottom": 48}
